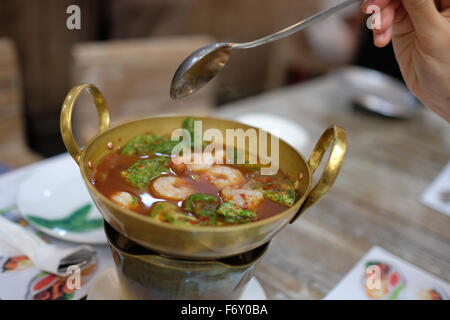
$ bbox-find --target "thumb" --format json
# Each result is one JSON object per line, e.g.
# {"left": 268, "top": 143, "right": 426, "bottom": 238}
{"left": 401, "top": 0, "right": 444, "bottom": 33}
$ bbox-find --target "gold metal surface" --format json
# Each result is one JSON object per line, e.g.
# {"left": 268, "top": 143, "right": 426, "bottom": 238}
{"left": 60, "top": 84, "right": 110, "bottom": 165}
{"left": 104, "top": 222, "right": 266, "bottom": 299}
{"left": 60, "top": 84, "right": 347, "bottom": 259}
{"left": 290, "top": 125, "right": 347, "bottom": 223}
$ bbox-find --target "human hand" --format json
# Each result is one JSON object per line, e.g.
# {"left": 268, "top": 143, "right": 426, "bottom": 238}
{"left": 361, "top": 0, "right": 450, "bottom": 121}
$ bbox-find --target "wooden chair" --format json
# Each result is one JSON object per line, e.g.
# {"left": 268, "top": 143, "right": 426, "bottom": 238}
{"left": 0, "top": 38, "right": 41, "bottom": 168}
{"left": 70, "top": 36, "right": 216, "bottom": 144}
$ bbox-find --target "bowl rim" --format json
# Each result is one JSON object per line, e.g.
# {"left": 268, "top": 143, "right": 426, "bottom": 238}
{"left": 80, "top": 115, "right": 311, "bottom": 233}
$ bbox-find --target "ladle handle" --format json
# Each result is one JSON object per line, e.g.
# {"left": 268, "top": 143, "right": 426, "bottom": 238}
{"left": 290, "top": 125, "right": 347, "bottom": 223}
{"left": 60, "top": 84, "right": 110, "bottom": 165}
{"left": 232, "top": 0, "right": 363, "bottom": 49}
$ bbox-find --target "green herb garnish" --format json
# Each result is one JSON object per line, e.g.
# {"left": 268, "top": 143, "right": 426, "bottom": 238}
{"left": 182, "top": 117, "right": 205, "bottom": 149}
{"left": 121, "top": 156, "right": 170, "bottom": 189}
{"left": 121, "top": 134, "right": 179, "bottom": 156}
{"left": 150, "top": 202, "right": 198, "bottom": 225}
{"left": 244, "top": 174, "right": 296, "bottom": 206}
{"left": 216, "top": 201, "right": 256, "bottom": 224}
{"left": 184, "top": 193, "right": 219, "bottom": 225}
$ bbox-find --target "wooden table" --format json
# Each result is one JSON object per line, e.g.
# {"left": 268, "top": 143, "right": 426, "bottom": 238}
{"left": 216, "top": 74, "right": 450, "bottom": 299}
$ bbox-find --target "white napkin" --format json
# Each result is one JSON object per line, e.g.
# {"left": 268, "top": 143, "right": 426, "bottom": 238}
{"left": 0, "top": 215, "right": 93, "bottom": 276}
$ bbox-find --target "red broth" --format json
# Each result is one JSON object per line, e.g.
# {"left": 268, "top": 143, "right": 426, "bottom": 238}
{"left": 91, "top": 150, "right": 295, "bottom": 225}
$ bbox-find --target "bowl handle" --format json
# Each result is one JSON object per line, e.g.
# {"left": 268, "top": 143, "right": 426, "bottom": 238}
{"left": 290, "top": 125, "right": 347, "bottom": 223}
{"left": 60, "top": 84, "right": 110, "bottom": 165}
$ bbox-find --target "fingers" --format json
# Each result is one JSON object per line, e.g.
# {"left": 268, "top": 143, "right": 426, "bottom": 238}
{"left": 361, "top": 0, "right": 393, "bottom": 12}
{"left": 374, "top": 26, "right": 393, "bottom": 47}
{"left": 370, "top": 1, "right": 399, "bottom": 47}
{"left": 362, "top": 0, "right": 445, "bottom": 47}
{"left": 392, "top": 4, "right": 414, "bottom": 37}
{"left": 438, "top": 1, "right": 450, "bottom": 18}
{"left": 440, "top": 0, "right": 450, "bottom": 10}
{"left": 401, "top": 0, "right": 444, "bottom": 33}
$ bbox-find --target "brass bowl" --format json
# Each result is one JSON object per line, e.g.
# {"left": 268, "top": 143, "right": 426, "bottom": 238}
{"left": 104, "top": 220, "right": 267, "bottom": 299}
{"left": 60, "top": 84, "right": 347, "bottom": 259}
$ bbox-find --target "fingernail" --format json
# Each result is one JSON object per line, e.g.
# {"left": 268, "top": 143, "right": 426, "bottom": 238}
{"left": 373, "top": 32, "right": 384, "bottom": 47}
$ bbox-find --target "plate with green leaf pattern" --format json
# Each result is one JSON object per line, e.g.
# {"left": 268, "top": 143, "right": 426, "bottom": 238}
{"left": 17, "top": 155, "right": 106, "bottom": 244}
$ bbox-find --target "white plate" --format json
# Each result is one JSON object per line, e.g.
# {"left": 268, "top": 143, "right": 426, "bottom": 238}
{"left": 236, "top": 113, "right": 310, "bottom": 154}
{"left": 336, "top": 66, "right": 420, "bottom": 119}
{"left": 87, "top": 267, "right": 267, "bottom": 300}
{"left": 16, "top": 154, "right": 107, "bottom": 244}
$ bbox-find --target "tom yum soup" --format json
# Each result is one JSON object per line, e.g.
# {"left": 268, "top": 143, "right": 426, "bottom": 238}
{"left": 91, "top": 118, "right": 298, "bottom": 226}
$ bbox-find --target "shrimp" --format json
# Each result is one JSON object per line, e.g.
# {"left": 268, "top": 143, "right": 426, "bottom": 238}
{"left": 210, "top": 147, "right": 225, "bottom": 164}
{"left": 171, "top": 152, "right": 212, "bottom": 174}
{"left": 205, "top": 165, "right": 244, "bottom": 188}
{"left": 171, "top": 148, "right": 225, "bottom": 174}
{"left": 151, "top": 176, "right": 194, "bottom": 201}
{"left": 111, "top": 191, "right": 138, "bottom": 209}
{"left": 220, "top": 186, "right": 264, "bottom": 210}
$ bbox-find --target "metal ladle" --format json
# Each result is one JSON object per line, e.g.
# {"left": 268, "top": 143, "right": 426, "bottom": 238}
{"left": 170, "top": 0, "right": 363, "bottom": 99}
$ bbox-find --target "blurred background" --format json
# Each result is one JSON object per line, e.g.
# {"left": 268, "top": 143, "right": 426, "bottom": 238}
{"left": 1, "top": 0, "right": 402, "bottom": 166}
